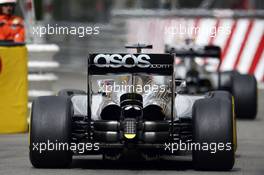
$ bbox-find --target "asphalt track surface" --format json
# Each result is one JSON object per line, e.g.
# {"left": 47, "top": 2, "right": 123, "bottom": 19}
{"left": 0, "top": 73, "right": 263, "bottom": 175}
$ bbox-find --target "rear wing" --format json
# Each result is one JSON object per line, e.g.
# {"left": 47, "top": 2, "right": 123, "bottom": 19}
{"left": 87, "top": 53, "right": 175, "bottom": 127}
{"left": 165, "top": 44, "right": 222, "bottom": 89}
{"left": 88, "top": 53, "right": 174, "bottom": 75}
{"left": 165, "top": 45, "right": 221, "bottom": 59}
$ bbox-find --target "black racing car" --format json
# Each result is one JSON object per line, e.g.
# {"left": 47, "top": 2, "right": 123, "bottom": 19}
{"left": 29, "top": 44, "right": 236, "bottom": 170}
{"left": 165, "top": 42, "right": 257, "bottom": 119}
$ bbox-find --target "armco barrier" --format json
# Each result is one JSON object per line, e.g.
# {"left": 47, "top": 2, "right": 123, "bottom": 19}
{"left": 0, "top": 43, "right": 28, "bottom": 134}
{"left": 27, "top": 44, "right": 60, "bottom": 102}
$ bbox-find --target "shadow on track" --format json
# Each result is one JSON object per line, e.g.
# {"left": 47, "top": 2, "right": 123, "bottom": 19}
{"left": 71, "top": 158, "right": 193, "bottom": 170}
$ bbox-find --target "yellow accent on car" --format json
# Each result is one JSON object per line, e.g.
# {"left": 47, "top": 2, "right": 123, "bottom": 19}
{"left": 124, "top": 133, "right": 136, "bottom": 139}
{"left": 232, "top": 96, "right": 237, "bottom": 152}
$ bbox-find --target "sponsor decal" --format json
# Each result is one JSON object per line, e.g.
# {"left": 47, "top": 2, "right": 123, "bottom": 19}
{"left": 93, "top": 54, "right": 171, "bottom": 69}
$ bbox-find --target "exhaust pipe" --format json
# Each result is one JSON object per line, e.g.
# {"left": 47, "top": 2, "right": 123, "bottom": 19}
{"left": 100, "top": 100, "right": 121, "bottom": 120}
{"left": 143, "top": 91, "right": 171, "bottom": 121}
{"left": 143, "top": 103, "right": 166, "bottom": 121}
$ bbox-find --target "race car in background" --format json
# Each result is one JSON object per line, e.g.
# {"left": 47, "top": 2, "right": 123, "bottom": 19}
{"left": 165, "top": 41, "right": 257, "bottom": 119}
{"left": 30, "top": 44, "right": 236, "bottom": 170}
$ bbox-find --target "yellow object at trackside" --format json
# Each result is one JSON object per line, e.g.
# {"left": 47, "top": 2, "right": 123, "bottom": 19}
{"left": 0, "top": 45, "right": 28, "bottom": 133}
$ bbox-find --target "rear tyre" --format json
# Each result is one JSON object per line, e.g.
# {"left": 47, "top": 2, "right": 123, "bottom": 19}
{"left": 232, "top": 74, "right": 257, "bottom": 119}
{"left": 192, "top": 91, "right": 235, "bottom": 170}
{"left": 58, "top": 89, "right": 86, "bottom": 96}
{"left": 30, "top": 96, "right": 73, "bottom": 168}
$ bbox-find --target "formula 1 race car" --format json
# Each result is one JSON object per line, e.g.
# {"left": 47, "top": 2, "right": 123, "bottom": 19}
{"left": 165, "top": 41, "right": 257, "bottom": 119}
{"left": 29, "top": 45, "right": 236, "bottom": 170}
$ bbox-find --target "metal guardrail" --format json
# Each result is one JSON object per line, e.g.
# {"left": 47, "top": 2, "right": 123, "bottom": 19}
{"left": 27, "top": 44, "right": 60, "bottom": 101}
